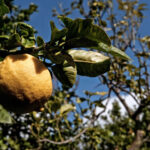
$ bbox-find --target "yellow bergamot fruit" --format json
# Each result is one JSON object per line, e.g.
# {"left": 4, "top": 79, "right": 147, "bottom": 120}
{"left": 0, "top": 53, "right": 53, "bottom": 114}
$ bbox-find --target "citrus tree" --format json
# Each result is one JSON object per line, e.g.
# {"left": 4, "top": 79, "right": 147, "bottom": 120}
{"left": 0, "top": 0, "right": 149, "bottom": 150}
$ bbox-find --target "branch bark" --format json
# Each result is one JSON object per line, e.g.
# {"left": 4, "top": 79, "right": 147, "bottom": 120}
{"left": 112, "top": 87, "right": 133, "bottom": 117}
{"left": 39, "top": 127, "right": 88, "bottom": 145}
{"left": 127, "top": 130, "right": 145, "bottom": 150}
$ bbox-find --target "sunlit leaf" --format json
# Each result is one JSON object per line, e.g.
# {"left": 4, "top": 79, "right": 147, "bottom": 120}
{"left": 92, "top": 43, "right": 131, "bottom": 61}
{"left": 76, "top": 97, "right": 87, "bottom": 103}
{"left": 110, "top": 46, "right": 131, "bottom": 60}
{"left": 63, "top": 37, "right": 130, "bottom": 61}
{"left": 85, "top": 91, "right": 107, "bottom": 96}
{"left": 21, "top": 37, "right": 35, "bottom": 48}
{"left": 138, "top": 3, "right": 147, "bottom": 10}
{"left": 0, "top": 104, "right": 13, "bottom": 124}
{"left": 0, "top": 35, "right": 9, "bottom": 40}
{"left": 60, "top": 104, "right": 75, "bottom": 115}
{"left": 68, "top": 49, "right": 110, "bottom": 77}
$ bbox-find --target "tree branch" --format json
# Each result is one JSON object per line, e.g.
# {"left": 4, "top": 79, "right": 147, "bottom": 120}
{"left": 127, "top": 130, "right": 145, "bottom": 150}
{"left": 39, "top": 127, "right": 88, "bottom": 145}
{"left": 112, "top": 87, "right": 133, "bottom": 117}
{"left": 118, "top": 86, "right": 140, "bottom": 105}
{"left": 132, "top": 98, "right": 150, "bottom": 120}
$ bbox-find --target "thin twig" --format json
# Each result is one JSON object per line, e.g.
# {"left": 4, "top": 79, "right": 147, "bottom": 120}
{"left": 118, "top": 86, "right": 140, "bottom": 105}
{"left": 112, "top": 87, "right": 133, "bottom": 117}
{"left": 39, "top": 127, "right": 88, "bottom": 145}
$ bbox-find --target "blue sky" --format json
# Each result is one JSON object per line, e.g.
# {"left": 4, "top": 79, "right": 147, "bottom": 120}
{"left": 14, "top": 0, "right": 150, "bottom": 38}
{"left": 14, "top": 0, "right": 150, "bottom": 98}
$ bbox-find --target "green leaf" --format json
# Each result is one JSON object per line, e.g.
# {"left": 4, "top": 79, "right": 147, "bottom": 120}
{"left": 0, "top": 35, "right": 9, "bottom": 49}
{"left": 93, "top": 43, "right": 131, "bottom": 61}
{"left": 76, "top": 97, "right": 87, "bottom": 103}
{"left": 17, "top": 22, "right": 34, "bottom": 37}
{"left": 67, "top": 49, "right": 110, "bottom": 77}
{"left": 57, "top": 17, "right": 130, "bottom": 61}
{"left": 59, "top": 16, "right": 111, "bottom": 46}
{"left": 65, "top": 40, "right": 131, "bottom": 61}
{"left": 52, "top": 59, "right": 77, "bottom": 87}
{"left": 50, "top": 21, "right": 68, "bottom": 42}
{"left": 36, "top": 36, "right": 44, "bottom": 47}
{"left": 16, "top": 22, "right": 35, "bottom": 48}
{"left": 0, "top": 0, "right": 9, "bottom": 16}
{"left": 6, "top": 33, "right": 21, "bottom": 49}
{"left": 0, "top": 34, "right": 21, "bottom": 49}
{"left": 110, "top": 46, "right": 131, "bottom": 60}
{"left": 88, "top": 43, "right": 131, "bottom": 61}
{"left": 0, "top": 104, "right": 13, "bottom": 124}
{"left": 21, "top": 37, "right": 35, "bottom": 48}
{"left": 48, "top": 52, "right": 67, "bottom": 64}
{"left": 0, "top": 35, "right": 9, "bottom": 40}
{"left": 60, "top": 104, "right": 75, "bottom": 115}
{"left": 85, "top": 91, "right": 107, "bottom": 96}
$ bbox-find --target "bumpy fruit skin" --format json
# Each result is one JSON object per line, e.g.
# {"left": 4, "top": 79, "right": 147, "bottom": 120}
{"left": 0, "top": 54, "right": 52, "bottom": 114}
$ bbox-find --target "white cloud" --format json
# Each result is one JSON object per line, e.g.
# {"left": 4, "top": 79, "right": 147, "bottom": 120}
{"left": 83, "top": 94, "right": 139, "bottom": 126}
{"left": 96, "top": 94, "right": 138, "bottom": 116}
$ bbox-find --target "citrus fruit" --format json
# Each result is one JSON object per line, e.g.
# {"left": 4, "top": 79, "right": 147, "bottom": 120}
{"left": 0, "top": 54, "right": 52, "bottom": 114}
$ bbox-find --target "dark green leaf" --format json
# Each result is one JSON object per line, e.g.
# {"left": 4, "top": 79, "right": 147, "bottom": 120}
{"left": 36, "top": 36, "right": 44, "bottom": 47}
{"left": 6, "top": 33, "right": 21, "bottom": 49}
{"left": 0, "top": 104, "right": 13, "bottom": 124}
{"left": 64, "top": 37, "right": 99, "bottom": 49}
{"left": 0, "top": 34, "right": 21, "bottom": 49}
{"left": 57, "top": 17, "right": 130, "bottom": 61}
{"left": 17, "top": 22, "right": 35, "bottom": 37}
{"left": 48, "top": 52, "right": 67, "bottom": 64}
{"left": 67, "top": 49, "right": 110, "bottom": 77}
{"left": 48, "top": 51, "right": 75, "bottom": 65}
{"left": 59, "top": 16, "right": 111, "bottom": 46}
{"left": 50, "top": 21, "right": 68, "bottom": 42}
{"left": 52, "top": 60, "right": 77, "bottom": 87}
{"left": 0, "top": 35, "right": 9, "bottom": 49}
{"left": 0, "top": 0, "right": 9, "bottom": 16}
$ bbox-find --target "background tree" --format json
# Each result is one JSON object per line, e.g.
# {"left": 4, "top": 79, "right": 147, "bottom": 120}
{"left": 58, "top": 0, "right": 150, "bottom": 149}
{"left": 0, "top": 0, "right": 150, "bottom": 150}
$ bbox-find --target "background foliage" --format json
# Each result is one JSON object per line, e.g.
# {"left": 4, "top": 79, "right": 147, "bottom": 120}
{"left": 0, "top": 0, "right": 150, "bottom": 150}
